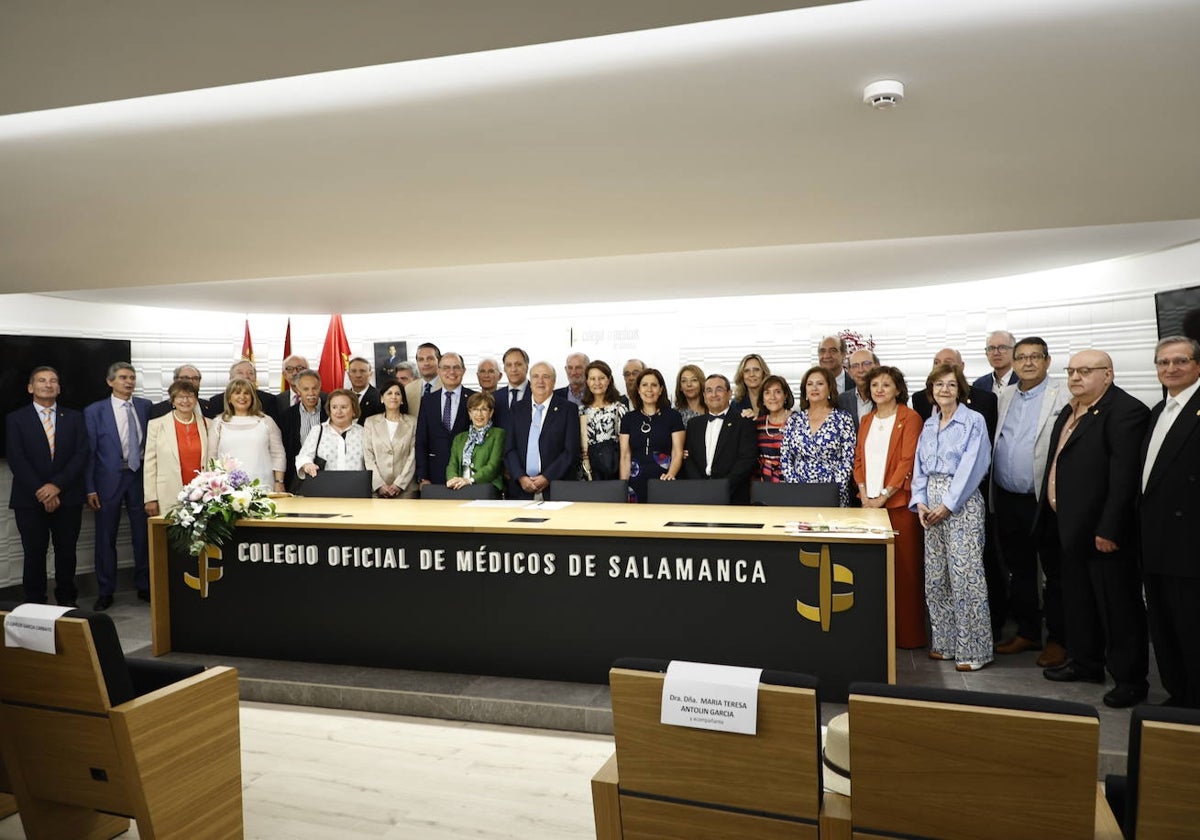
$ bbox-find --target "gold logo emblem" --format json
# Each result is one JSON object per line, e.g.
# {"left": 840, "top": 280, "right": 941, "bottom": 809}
{"left": 796, "top": 544, "right": 854, "bottom": 631}
{"left": 184, "top": 544, "right": 224, "bottom": 598}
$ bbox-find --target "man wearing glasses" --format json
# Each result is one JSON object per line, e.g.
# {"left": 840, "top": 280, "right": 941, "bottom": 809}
{"left": 275, "top": 354, "right": 319, "bottom": 417}
{"left": 973, "top": 331, "right": 1019, "bottom": 397}
{"left": 1039, "top": 349, "right": 1150, "bottom": 707}
{"left": 838, "top": 348, "right": 879, "bottom": 424}
{"left": 415, "top": 352, "right": 474, "bottom": 487}
{"left": 681, "top": 374, "right": 758, "bottom": 503}
{"left": 991, "top": 338, "right": 1071, "bottom": 667}
{"left": 149, "top": 364, "right": 208, "bottom": 419}
{"left": 1139, "top": 336, "right": 1200, "bottom": 708}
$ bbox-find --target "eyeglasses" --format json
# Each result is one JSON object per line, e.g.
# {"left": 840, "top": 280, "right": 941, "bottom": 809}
{"left": 847, "top": 361, "right": 875, "bottom": 370}
{"left": 1014, "top": 353, "right": 1046, "bottom": 363}
{"left": 1064, "top": 366, "right": 1109, "bottom": 377}
{"left": 985, "top": 345, "right": 1013, "bottom": 354}
{"left": 1154, "top": 357, "right": 1196, "bottom": 369}
{"left": 284, "top": 365, "right": 305, "bottom": 373}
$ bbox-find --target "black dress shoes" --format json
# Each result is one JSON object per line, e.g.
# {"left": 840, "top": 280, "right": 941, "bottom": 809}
{"left": 93, "top": 594, "right": 114, "bottom": 611}
{"left": 1103, "top": 685, "right": 1149, "bottom": 708}
{"left": 1043, "top": 661, "right": 1105, "bottom": 683}
{"left": 137, "top": 589, "right": 151, "bottom": 603}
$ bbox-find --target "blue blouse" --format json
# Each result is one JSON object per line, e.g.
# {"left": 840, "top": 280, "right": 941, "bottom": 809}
{"left": 779, "top": 408, "right": 857, "bottom": 506}
{"left": 909, "top": 405, "right": 991, "bottom": 514}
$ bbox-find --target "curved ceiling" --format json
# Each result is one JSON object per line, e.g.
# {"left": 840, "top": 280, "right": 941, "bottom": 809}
{"left": 3, "top": 0, "right": 1199, "bottom": 313}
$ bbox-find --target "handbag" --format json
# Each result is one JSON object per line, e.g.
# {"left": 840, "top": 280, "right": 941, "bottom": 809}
{"left": 588, "top": 439, "right": 620, "bottom": 481}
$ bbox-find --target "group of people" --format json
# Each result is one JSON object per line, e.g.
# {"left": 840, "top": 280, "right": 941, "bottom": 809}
{"left": 7, "top": 329, "right": 1199, "bottom": 711}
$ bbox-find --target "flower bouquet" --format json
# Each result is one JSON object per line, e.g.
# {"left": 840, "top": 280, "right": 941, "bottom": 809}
{"left": 165, "top": 457, "right": 277, "bottom": 557}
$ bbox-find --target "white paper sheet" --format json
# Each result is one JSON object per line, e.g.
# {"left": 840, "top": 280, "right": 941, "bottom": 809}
{"left": 660, "top": 660, "right": 763, "bottom": 735}
{"left": 4, "top": 603, "right": 74, "bottom": 654}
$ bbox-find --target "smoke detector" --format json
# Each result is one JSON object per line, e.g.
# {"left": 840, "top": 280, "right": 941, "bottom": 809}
{"left": 863, "top": 80, "right": 904, "bottom": 109}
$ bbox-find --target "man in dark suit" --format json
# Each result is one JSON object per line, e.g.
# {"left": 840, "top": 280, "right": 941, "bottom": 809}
{"left": 405, "top": 342, "right": 443, "bottom": 419}
{"left": 149, "top": 364, "right": 209, "bottom": 419}
{"left": 503, "top": 362, "right": 580, "bottom": 499}
{"left": 83, "top": 362, "right": 152, "bottom": 610}
{"left": 347, "top": 356, "right": 384, "bottom": 423}
{"left": 1139, "top": 336, "right": 1200, "bottom": 708}
{"left": 818, "top": 336, "right": 855, "bottom": 396}
{"left": 972, "top": 330, "right": 1020, "bottom": 397}
{"left": 275, "top": 354, "right": 316, "bottom": 418}
{"left": 416, "top": 352, "right": 474, "bottom": 487}
{"left": 206, "top": 359, "right": 281, "bottom": 425}
{"left": 554, "top": 351, "right": 589, "bottom": 407}
{"left": 681, "top": 374, "right": 757, "bottom": 504}
{"left": 280, "top": 370, "right": 327, "bottom": 488}
{"left": 1039, "top": 349, "right": 1150, "bottom": 708}
{"left": 838, "top": 348, "right": 878, "bottom": 424}
{"left": 6, "top": 366, "right": 90, "bottom": 605}
{"left": 493, "top": 346, "right": 530, "bottom": 431}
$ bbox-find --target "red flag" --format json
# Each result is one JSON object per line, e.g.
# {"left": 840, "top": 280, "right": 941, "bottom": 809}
{"left": 280, "top": 319, "right": 292, "bottom": 393}
{"left": 240, "top": 319, "right": 254, "bottom": 362}
{"left": 318, "top": 314, "right": 351, "bottom": 393}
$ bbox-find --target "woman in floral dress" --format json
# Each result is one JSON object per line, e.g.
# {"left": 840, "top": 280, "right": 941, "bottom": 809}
{"left": 579, "top": 360, "right": 627, "bottom": 481}
{"left": 780, "top": 367, "right": 856, "bottom": 505}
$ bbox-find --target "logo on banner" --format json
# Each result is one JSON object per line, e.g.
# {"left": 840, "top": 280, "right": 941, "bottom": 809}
{"left": 184, "top": 544, "right": 224, "bottom": 598}
{"left": 796, "top": 544, "right": 853, "bottom": 631}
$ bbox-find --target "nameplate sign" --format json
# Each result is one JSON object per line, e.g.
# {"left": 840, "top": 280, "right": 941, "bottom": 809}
{"left": 660, "top": 660, "right": 763, "bottom": 735}
{"left": 4, "top": 603, "right": 73, "bottom": 654}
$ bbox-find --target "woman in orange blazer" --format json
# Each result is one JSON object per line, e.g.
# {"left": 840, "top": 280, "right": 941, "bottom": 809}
{"left": 853, "top": 366, "right": 926, "bottom": 649}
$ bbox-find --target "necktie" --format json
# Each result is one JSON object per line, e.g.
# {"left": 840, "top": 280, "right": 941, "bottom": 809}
{"left": 443, "top": 390, "right": 453, "bottom": 431}
{"left": 526, "top": 403, "right": 545, "bottom": 476}
{"left": 424, "top": 382, "right": 432, "bottom": 397}
{"left": 125, "top": 401, "right": 142, "bottom": 471}
{"left": 292, "top": 392, "right": 300, "bottom": 406}
{"left": 510, "top": 388, "right": 518, "bottom": 409}
{"left": 707, "top": 413, "right": 723, "bottom": 422}
{"left": 42, "top": 407, "right": 55, "bottom": 457}
{"left": 1142, "top": 398, "right": 1180, "bottom": 490}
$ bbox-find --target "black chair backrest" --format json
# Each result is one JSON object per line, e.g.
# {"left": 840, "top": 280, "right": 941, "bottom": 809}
{"left": 751, "top": 481, "right": 839, "bottom": 507}
{"left": 646, "top": 478, "right": 730, "bottom": 505}
{"left": 547, "top": 480, "right": 627, "bottom": 502}
{"left": 295, "top": 470, "right": 373, "bottom": 498}
{"left": 420, "top": 483, "right": 500, "bottom": 500}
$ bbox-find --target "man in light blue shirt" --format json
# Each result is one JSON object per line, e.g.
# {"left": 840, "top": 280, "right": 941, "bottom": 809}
{"left": 992, "top": 337, "right": 1070, "bottom": 664}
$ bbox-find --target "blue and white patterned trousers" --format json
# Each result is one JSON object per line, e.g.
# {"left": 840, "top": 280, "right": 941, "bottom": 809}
{"left": 924, "top": 474, "right": 992, "bottom": 665}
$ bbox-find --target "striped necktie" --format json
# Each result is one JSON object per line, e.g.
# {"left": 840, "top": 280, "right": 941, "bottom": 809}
{"left": 41, "top": 407, "right": 55, "bottom": 457}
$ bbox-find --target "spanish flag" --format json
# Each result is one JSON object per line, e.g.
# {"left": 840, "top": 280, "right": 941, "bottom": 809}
{"left": 318, "top": 314, "right": 351, "bottom": 393}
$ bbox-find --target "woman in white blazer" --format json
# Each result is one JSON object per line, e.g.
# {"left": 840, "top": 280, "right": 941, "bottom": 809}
{"left": 362, "top": 379, "right": 418, "bottom": 497}
{"left": 143, "top": 379, "right": 209, "bottom": 517}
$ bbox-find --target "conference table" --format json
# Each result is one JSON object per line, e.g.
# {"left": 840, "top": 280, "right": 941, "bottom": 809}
{"left": 149, "top": 498, "right": 895, "bottom": 700}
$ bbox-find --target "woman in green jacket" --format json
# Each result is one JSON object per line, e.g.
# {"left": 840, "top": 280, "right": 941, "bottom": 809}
{"left": 446, "top": 391, "right": 506, "bottom": 492}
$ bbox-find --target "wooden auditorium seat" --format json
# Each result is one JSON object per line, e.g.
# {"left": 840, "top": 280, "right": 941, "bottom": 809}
{"left": 0, "top": 607, "right": 243, "bottom": 839}
{"left": 1105, "top": 704, "right": 1200, "bottom": 839}
{"left": 592, "top": 657, "right": 831, "bottom": 839}
{"left": 846, "top": 682, "right": 1122, "bottom": 840}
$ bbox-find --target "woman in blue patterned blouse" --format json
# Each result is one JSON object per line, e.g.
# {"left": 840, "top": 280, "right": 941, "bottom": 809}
{"left": 780, "top": 366, "right": 857, "bottom": 505}
{"left": 909, "top": 363, "right": 992, "bottom": 672}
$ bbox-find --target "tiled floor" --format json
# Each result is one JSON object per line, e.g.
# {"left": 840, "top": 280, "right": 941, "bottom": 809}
{"left": 2, "top": 585, "right": 1159, "bottom": 838}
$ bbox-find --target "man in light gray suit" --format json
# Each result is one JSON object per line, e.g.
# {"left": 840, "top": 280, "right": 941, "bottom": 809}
{"left": 991, "top": 336, "right": 1071, "bottom": 666}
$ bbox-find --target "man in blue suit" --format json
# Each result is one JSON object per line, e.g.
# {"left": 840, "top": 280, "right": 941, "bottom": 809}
{"left": 6, "top": 366, "right": 90, "bottom": 605}
{"left": 503, "top": 362, "right": 581, "bottom": 499}
{"left": 415, "top": 352, "right": 474, "bottom": 487}
{"left": 84, "top": 362, "right": 152, "bottom": 610}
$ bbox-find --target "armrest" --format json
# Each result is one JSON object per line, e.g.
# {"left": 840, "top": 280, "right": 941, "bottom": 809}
{"left": 819, "top": 791, "right": 852, "bottom": 840}
{"left": 591, "top": 753, "right": 621, "bottom": 840}
{"left": 1094, "top": 782, "right": 1124, "bottom": 840}
{"left": 110, "top": 666, "right": 243, "bottom": 837}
